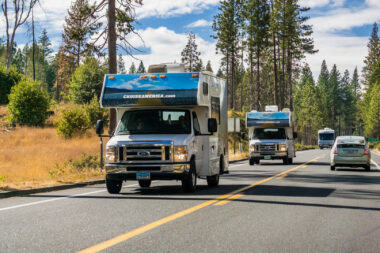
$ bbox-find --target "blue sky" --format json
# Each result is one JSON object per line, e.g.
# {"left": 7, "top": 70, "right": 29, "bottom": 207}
{"left": 1, "top": 0, "right": 380, "bottom": 80}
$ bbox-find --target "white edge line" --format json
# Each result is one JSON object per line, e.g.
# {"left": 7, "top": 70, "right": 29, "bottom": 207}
{"left": 0, "top": 183, "right": 138, "bottom": 212}
{"left": 0, "top": 163, "right": 254, "bottom": 212}
{"left": 371, "top": 159, "right": 380, "bottom": 170}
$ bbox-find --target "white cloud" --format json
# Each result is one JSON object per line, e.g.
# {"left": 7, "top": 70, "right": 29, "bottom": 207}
{"left": 186, "top": 19, "right": 212, "bottom": 28}
{"left": 299, "top": 0, "right": 331, "bottom": 8}
{"left": 136, "top": 0, "right": 219, "bottom": 19}
{"left": 123, "top": 26, "right": 221, "bottom": 74}
{"left": 305, "top": 32, "right": 368, "bottom": 79}
{"left": 299, "top": 0, "right": 345, "bottom": 8}
{"left": 310, "top": 7, "right": 380, "bottom": 33}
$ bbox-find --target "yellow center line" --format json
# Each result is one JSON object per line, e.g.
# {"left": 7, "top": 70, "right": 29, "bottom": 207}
{"left": 78, "top": 156, "right": 321, "bottom": 253}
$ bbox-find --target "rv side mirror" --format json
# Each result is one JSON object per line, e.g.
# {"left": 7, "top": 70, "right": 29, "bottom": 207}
{"left": 96, "top": 120, "right": 104, "bottom": 135}
{"left": 208, "top": 118, "right": 217, "bottom": 133}
{"left": 293, "top": 132, "right": 298, "bottom": 139}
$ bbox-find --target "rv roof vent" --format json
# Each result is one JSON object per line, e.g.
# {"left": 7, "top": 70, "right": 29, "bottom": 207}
{"left": 148, "top": 63, "right": 185, "bottom": 73}
{"left": 265, "top": 105, "right": 278, "bottom": 112}
{"left": 282, "top": 108, "right": 290, "bottom": 112}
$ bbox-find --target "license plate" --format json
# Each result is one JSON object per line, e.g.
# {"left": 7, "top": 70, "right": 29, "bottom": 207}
{"left": 136, "top": 172, "right": 150, "bottom": 180}
{"left": 264, "top": 155, "right": 271, "bottom": 160}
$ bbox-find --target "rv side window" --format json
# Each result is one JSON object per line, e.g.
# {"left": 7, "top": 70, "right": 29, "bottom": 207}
{"left": 211, "top": 96, "right": 220, "bottom": 124}
{"left": 192, "top": 112, "right": 201, "bottom": 135}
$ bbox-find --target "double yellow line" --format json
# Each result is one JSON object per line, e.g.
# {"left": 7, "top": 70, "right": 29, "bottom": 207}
{"left": 78, "top": 156, "right": 320, "bottom": 253}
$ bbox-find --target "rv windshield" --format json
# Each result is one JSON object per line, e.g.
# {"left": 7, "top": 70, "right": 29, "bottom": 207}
{"left": 252, "top": 128, "right": 286, "bottom": 140}
{"left": 117, "top": 110, "right": 191, "bottom": 135}
{"left": 319, "top": 133, "right": 334, "bottom": 140}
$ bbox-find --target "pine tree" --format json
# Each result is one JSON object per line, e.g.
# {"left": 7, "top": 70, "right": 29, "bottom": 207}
{"left": 181, "top": 32, "right": 201, "bottom": 72}
{"left": 317, "top": 60, "right": 330, "bottom": 128}
{"left": 216, "top": 68, "right": 223, "bottom": 77}
{"left": 129, "top": 62, "right": 136, "bottom": 74}
{"left": 365, "top": 81, "right": 380, "bottom": 139}
{"left": 329, "top": 64, "right": 341, "bottom": 133}
{"left": 55, "top": 46, "right": 76, "bottom": 101}
{"left": 362, "top": 23, "right": 380, "bottom": 87}
{"left": 194, "top": 59, "right": 204, "bottom": 72}
{"left": 62, "top": 0, "right": 101, "bottom": 67}
{"left": 117, "top": 54, "right": 126, "bottom": 74}
{"left": 206, "top": 60, "right": 213, "bottom": 73}
{"left": 38, "top": 29, "right": 52, "bottom": 58}
{"left": 243, "top": 0, "right": 270, "bottom": 111}
{"left": 137, "top": 61, "right": 146, "bottom": 73}
{"left": 213, "top": 0, "right": 243, "bottom": 109}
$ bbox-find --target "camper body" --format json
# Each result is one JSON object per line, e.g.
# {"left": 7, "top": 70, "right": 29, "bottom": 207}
{"left": 99, "top": 68, "right": 228, "bottom": 193}
{"left": 318, "top": 128, "right": 335, "bottom": 149}
{"left": 246, "top": 106, "right": 296, "bottom": 165}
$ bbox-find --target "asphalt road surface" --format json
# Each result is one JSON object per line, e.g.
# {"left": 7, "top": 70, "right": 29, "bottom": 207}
{"left": 1, "top": 149, "right": 380, "bottom": 253}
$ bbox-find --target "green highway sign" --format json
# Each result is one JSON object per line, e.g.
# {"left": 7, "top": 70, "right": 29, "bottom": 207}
{"left": 369, "top": 138, "right": 378, "bottom": 143}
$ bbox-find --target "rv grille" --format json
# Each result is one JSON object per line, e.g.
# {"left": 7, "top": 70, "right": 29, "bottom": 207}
{"left": 118, "top": 142, "right": 172, "bottom": 163}
{"left": 259, "top": 144, "right": 276, "bottom": 155}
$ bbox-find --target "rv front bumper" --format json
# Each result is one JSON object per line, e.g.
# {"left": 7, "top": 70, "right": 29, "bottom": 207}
{"left": 105, "top": 163, "right": 191, "bottom": 181}
{"left": 250, "top": 152, "right": 287, "bottom": 159}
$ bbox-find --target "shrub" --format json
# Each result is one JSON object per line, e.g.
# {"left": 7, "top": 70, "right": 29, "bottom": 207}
{"left": 67, "top": 58, "right": 106, "bottom": 104}
{"left": 8, "top": 79, "right": 50, "bottom": 126}
{"left": 0, "top": 66, "right": 22, "bottom": 104}
{"left": 85, "top": 95, "right": 109, "bottom": 127}
{"left": 56, "top": 106, "right": 90, "bottom": 138}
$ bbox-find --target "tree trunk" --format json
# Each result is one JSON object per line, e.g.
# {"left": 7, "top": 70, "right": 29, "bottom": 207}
{"left": 256, "top": 48, "right": 261, "bottom": 111}
{"left": 108, "top": 0, "right": 117, "bottom": 134}
{"left": 249, "top": 53, "right": 254, "bottom": 111}
{"left": 273, "top": 33, "right": 278, "bottom": 106}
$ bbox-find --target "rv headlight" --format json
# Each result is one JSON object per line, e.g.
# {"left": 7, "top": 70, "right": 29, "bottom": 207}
{"left": 174, "top": 145, "right": 188, "bottom": 162}
{"left": 279, "top": 144, "right": 287, "bottom": 152}
{"left": 105, "top": 146, "right": 117, "bottom": 163}
{"left": 249, "top": 144, "right": 255, "bottom": 152}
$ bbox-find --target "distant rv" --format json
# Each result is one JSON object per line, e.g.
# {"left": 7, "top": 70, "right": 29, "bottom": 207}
{"left": 318, "top": 128, "right": 335, "bottom": 149}
{"left": 246, "top": 105, "right": 297, "bottom": 165}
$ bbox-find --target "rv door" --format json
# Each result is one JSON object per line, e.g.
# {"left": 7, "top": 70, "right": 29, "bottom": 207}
{"left": 192, "top": 112, "right": 209, "bottom": 176}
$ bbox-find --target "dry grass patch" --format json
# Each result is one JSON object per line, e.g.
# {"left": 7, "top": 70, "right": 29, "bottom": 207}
{"left": 0, "top": 127, "right": 105, "bottom": 191}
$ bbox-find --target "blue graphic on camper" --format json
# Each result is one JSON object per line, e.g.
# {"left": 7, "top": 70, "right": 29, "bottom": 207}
{"left": 101, "top": 73, "right": 200, "bottom": 107}
{"left": 246, "top": 112, "right": 291, "bottom": 127}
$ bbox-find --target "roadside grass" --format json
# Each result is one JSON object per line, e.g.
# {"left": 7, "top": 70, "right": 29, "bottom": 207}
{"left": 0, "top": 126, "right": 104, "bottom": 191}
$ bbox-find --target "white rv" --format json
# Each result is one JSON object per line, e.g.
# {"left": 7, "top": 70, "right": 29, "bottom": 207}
{"left": 97, "top": 64, "right": 228, "bottom": 193}
{"left": 246, "top": 106, "right": 297, "bottom": 165}
{"left": 318, "top": 128, "right": 335, "bottom": 149}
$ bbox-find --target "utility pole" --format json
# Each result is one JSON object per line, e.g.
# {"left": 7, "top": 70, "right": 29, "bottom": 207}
{"left": 108, "top": 0, "right": 117, "bottom": 134}
{"left": 32, "top": 9, "right": 36, "bottom": 81}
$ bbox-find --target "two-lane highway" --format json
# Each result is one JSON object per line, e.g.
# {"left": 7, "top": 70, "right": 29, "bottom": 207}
{"left": 1, "top": 149, "right": 380, "bottom": 253}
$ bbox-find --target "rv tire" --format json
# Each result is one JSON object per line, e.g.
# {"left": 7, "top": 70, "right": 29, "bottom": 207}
{"left": 182, "top": 159, "right": 197, "bottom": 192}
{"left": 138, "top": 180, "right": 151, "bottom": 187}
{"left": 106, "top": 179, "right": 122, "bottom": 194}
{"left": 249, "top": 158, "right": 254, "bottom": 166}
{"left": 207, "top": 174, "right": 219, "bottom": 187}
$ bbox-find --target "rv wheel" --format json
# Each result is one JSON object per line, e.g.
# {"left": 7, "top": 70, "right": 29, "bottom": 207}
{"left": 288, "top": 158, "right": 293, "bottom": 164}
{"left": 207, "top": 174, "right": 219, "bottom": 187}
{"left": 249, "top": 158, "right": 254, "bottom": 166}
{"left": 106, "top": 179, "right": 122, "bottom": 194}
{"left": 182, "top": 159, "right": 197, "bottom": 192}
{"left": 330, "top": 165, "right": 335, "bottom": 171}
{"left": 283, "top": 158, "right": 289, "bottom": 165}
{"left": 138, "top": 180, "right": 151, "bottom": 187}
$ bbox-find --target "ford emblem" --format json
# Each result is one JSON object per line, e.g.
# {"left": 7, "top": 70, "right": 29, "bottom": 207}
{"left": 138, "top": 151, "right": 150, "bottom": 157}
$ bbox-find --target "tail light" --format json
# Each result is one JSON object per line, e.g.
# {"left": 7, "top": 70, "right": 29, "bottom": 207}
{"left": 333, "top": 148, "right": 337, "bottom": 155}
{"left": 364, "top": 149, "right": 369, "bottom": 155}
